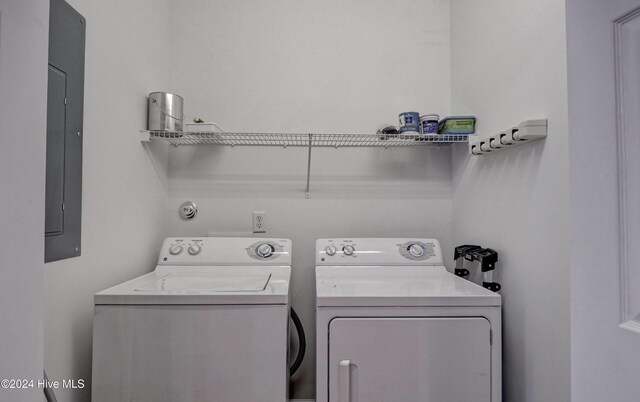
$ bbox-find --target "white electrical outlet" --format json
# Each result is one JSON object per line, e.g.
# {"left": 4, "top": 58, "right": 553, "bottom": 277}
{"left": 252, "top": 211, "right": 267, "bottom": 233}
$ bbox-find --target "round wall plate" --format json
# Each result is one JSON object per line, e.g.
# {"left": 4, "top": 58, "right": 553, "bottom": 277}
{"left": 179, "top": 201, "right": 198, "bottom": 220}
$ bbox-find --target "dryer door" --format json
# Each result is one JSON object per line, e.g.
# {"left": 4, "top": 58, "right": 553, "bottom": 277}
{"left": 328, "top": 317, "right": 491, "bottom": 402}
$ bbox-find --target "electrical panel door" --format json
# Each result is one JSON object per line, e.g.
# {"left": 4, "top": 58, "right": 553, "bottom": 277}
{"left": 45, "top": 0, "right": 85, "bottom": 262}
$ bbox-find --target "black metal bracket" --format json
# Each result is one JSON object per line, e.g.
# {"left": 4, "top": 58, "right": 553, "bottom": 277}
{"left": 483, "top": 281, "right": 502, "bottom": 292}
{"left": 454, "top": 268, "right": 470, "bottom": 277}
{"left": 454, "top": 245, "right": 502, "bottom": 292}
{"left": 468, "top": 248, "right": 498, "bottom": 272}
{"left": 454, "top": 245, "right": 481, "bottom": 278}
{"left": 455, "top": 244, "right": 482, "bottom": 261}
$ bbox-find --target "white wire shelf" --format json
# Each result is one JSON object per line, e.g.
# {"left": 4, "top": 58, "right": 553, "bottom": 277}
{"left": 140, "top": 130, "right": 470, "bottom": 198}
{"left": 140, "top": 131, "right": 469, "bottom": 147}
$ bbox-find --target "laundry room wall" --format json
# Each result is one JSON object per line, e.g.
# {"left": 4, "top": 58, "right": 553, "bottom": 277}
{"left": 450, "top": 0, "right": 570, "bottom": 401}
{"left": 43, "top": 1, "right": 173, "bottom": 401}
{"left": 165, "top": 0, "right": 453, "bottom": 398}
{"left": 0, "top": 0, "right": 49, "bottom": 400}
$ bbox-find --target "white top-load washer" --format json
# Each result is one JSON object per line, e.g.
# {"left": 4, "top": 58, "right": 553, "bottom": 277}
{"left": 315, "top": 238, "right": 501, "bottom": 402}
{"left": 92, "top": 237, "right": 292, "bottom": 402}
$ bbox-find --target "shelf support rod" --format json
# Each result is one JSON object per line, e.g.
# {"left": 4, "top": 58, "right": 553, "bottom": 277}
{"left": 305, "top": 134, "right": 312, "bottom": 198}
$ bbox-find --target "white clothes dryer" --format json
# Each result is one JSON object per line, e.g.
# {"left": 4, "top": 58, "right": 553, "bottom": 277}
{"left": 92, "top": 237, "right": 292, "bottom": 402}
{"left": 315, "top": 238, "right": 501, "bottom": 402}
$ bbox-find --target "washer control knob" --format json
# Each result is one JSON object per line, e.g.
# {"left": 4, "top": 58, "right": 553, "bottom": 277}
{"left": 256, "top": 243, "right": 274, "bottom": 258}
{"left": 408, "top": 243, "right": 425, "bottom": 257}
{"left": 342, "top": 245, "right": 355, "bottom": 256}
{"left": 325, "top": 245, "right": 337, "bottom": 256}
{"left": 188, "top": 245, "right": 201, "bottom": 256}
{"left": 169, "top": 244, "right": 183, "bottom": 255}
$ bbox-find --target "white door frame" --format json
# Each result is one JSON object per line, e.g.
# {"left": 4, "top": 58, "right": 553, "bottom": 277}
{"left": 568, "top": 0, "right": 640, "bottom": 400}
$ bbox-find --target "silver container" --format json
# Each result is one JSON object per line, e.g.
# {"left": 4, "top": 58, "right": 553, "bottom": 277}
{"left": 148, "top": 92, "right": 184, "bottom": 131}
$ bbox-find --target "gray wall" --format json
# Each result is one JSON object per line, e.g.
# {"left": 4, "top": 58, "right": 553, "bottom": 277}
{"left": 166, "top": 0, "right": 453, "bottom": 398}
{"left": 450, "top": 0, "right": 570, "bottom": 400}
{"left": 43, "top": 1, "right": 172, "bottom": 401}
{"left": 37, "top": 1, "right": 576, "bottom": 401}
{"left": 0, "top": 0, "right": 48, "bottom": 400}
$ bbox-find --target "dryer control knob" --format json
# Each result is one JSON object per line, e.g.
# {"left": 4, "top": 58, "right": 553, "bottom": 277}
{"left": 408, "top": 244, "right": 425, "bottom": 257}
{"left": 256, "top": 243, "right": 274, "bottom": 258}
{"left": 188, "top": 245, "right": 201, "bottom": 255}
{"left": 169, "top": 244, "right": 183, "bottom": 255}
{"left": 325, "top": 245, "right": 337, "bottom": 256}
{"left": 342, "top": 245, "right": 355, "bottom": 256}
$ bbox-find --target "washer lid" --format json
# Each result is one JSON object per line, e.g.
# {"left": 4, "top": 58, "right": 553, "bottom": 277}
{"left": 316, "top": 266, "right": 501, "bottom": 307}
{"left": 95, "top": 266, "right": 290, "bottom": 305}
{"left": 134, "top": 272, "right": 271, "bottom": 292}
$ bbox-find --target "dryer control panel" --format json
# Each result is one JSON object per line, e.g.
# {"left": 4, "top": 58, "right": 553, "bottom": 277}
{"left": 316, "top": 238, "right": 443, "bottom": 266}
{"left": 159, "top": 237, "right": 292, "bottom": 266}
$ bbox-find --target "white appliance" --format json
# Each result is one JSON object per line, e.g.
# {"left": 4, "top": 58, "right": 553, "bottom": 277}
{"left": 315, "top": 238, "right": 502, "bottom": 402}
{"left": 92, "top": 237, "right": 292, "bottom": 402}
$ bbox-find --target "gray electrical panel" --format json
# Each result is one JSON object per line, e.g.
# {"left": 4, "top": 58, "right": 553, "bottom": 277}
{"left": 45, "top": 0, "right": 85, "bottom": 263}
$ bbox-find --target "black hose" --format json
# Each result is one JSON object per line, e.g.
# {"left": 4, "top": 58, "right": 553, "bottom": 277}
{"left": 289, "top": 307, "right": 306, "bottom": 377}
{"left": 43, "top": 371, "right": 57, "bottom": 402}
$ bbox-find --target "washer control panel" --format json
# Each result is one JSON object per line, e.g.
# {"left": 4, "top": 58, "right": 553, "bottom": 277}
{"left": 159, "top": 237, "right": 292, "bottom": 266}
{"left": 398, "top": 241, "right": 436, "bottom": 261}
{"left": 165, "top": 239, "right": 203, "bottom": 258}
{"left": 316, "top": 239, "right": 360, "bottom": 261}
{"left": 316, "top": 238, "right": 443, "bottom": 266}
{"left": 246, "top": 240, "right": 288, "bottom": 261}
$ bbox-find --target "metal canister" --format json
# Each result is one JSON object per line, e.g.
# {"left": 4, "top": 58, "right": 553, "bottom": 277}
{"left": 420, "top": 114, "right": 440, "bottom": 135}
{"left": 398, "top": 112, "right": 420, "bottom": 133}
{"left": 148, "top": 92, "right": 184, "bottom": 131}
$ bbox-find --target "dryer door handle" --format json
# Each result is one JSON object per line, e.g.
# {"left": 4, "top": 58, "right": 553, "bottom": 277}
{"left": 339, "top": 359, "right": 352, "bottom": 402}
